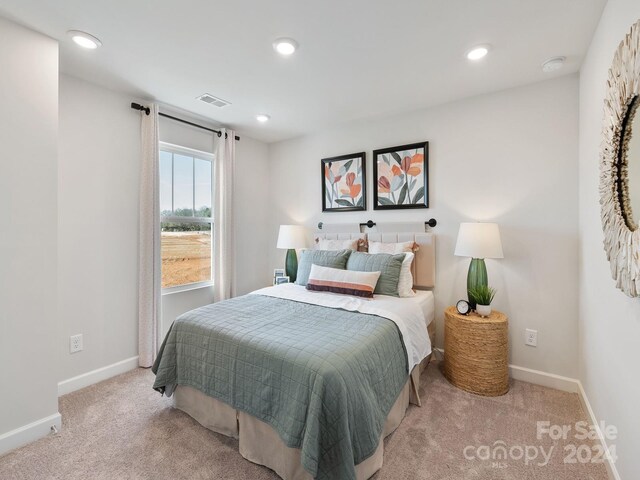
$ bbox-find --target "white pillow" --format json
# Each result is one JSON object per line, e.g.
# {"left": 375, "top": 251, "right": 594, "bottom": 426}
{"left": 368, "top": 240, "right": 416, "bottom": 254}
{"left": 398, "top": 252, "right": 416, "bottom": 297}
{"left": 306, "top": 264, "right": 381, "bottom": 298}
{"left": 316, "top": 238, "right": 359, "bottom": 251}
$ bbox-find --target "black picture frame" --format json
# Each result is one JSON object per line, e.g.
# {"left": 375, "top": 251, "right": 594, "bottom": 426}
{"left": 372, "top": 141, "right": 429, "bottom": 210}
{"left": 321, "top": 152, "right": 367, "bottom": 212}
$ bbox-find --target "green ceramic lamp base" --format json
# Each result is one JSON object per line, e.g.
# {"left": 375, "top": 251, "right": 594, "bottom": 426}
{"left": 467, "top": 258, "right": 488, "bottom": 309}
{"left": 285, "top": 249, "right": 298, "bottom": 283}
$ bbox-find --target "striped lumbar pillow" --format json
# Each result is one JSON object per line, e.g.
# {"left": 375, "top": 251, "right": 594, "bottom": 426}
{"left": 306, "top": 264, "right": 381, "bottom": 298}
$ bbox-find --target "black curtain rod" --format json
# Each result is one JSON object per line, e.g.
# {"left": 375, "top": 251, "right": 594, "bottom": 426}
{"left": 130, "top": 102, "right": 240, "bottom": 141}
{"left": 358, "top": 219, "right": 437, "bottom": 229}
{"left": 317, "top": 219, "right": 437, "bottom": 230}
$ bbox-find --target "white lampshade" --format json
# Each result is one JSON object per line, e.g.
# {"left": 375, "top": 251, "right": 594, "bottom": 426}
{"left": 277, "top": 225, "right": 307, "bottom": 249}
{"left": 454, "top": 222, "right": 504, "bottom": 259}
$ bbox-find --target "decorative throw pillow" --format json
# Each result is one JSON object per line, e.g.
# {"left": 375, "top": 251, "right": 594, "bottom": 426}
{"left": 346, "top": 251, "right": 405, "bottom": 297}
{"left": 368, "top": 240, "right": 417, "bottom": 254}
{"left": 306, "top": 264, "right": 381, "bottom": 298}
{"left": 315, "top": 238, "right": 359, "bottom": 251}
{"left": 398, "top": 252, "right": 416, "bottom": 297}
{"left": 295, "top": 249, "right": 352, "bottom": 286}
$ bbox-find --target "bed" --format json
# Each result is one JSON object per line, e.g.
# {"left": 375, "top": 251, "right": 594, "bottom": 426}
{"left": 152, "top": 232, "right": 435, "bottom": 480}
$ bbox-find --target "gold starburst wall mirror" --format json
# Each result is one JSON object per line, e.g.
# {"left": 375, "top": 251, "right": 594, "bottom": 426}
{"left": 600, "top": 19, "right": 640, "bottom": 297}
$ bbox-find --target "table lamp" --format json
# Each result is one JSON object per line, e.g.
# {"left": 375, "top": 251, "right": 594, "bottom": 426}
{"left": 277, "top": 225, "right": 307, "bottom": 282}
{"left": 454, "top": 222, "right": 503, "bottom": 309}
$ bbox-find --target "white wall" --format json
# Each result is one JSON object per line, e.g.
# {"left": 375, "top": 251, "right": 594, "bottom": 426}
{"left": 58, "top": 75, "right": 141, "bottom": 382}
{"left": 578, "top": 1, "right": 640, "bottom": 478}
{"left": 0, "top": 18, "right": 60, "bottom": 450}
{"left": 233, "top": 135, "right": 271, "bottom": 294}
{"left": 58, "top": 76, "right": 271, "bottom": 380}
{"left": 268, "top": 76, "right": 580, "bottom": 378}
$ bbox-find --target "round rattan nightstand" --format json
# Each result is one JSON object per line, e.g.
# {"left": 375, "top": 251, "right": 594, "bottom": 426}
{"left": 443, "top": 306, "right": 509, "bottom": 396}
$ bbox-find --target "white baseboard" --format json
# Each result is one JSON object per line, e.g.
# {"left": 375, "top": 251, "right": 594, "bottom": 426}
{"left": 508, "top": 364, "right": 579, "bottom": 393}
{"left": 0, "top": 412, "right": 61, "bottom": 456}
{"left": 58, "top": 356, "right": 140, "bottom": 396}
{"left": 577, "top": 381, "right": 621, "bottom": 480}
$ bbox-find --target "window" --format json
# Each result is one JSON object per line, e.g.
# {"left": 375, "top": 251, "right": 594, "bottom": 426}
{"left": 159, "top": 143, "right": 214, "bottom": 290}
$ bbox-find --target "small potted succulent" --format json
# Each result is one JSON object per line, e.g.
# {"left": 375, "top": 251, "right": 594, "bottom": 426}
{"left": 469, "top": 285, "right": 496, "bottom": 317}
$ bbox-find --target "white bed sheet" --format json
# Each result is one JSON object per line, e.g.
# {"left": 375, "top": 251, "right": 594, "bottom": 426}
{"left": 250, "top": 284, "right": 432, "bottom": 373}
{"left": 411, "top": 290, "right": 435, "bottom": 327}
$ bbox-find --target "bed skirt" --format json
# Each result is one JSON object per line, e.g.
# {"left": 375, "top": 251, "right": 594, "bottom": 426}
{"left": 173, "top": 322, "right": 435, "bottom": 479}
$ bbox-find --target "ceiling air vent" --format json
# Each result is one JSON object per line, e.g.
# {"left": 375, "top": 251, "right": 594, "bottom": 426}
{"left": 197, "top": 93, "right": 231, "bottom": 108}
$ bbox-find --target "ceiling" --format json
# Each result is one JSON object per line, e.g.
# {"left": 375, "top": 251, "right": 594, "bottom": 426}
{"left": 0, "top": 0, "right": 606, "bottom": 143}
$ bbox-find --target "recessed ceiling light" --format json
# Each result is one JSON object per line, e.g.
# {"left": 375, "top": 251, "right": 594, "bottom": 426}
{"left": 466, "top": 44, "right": 490, "bottom": 61}
{"left": 67, "top": 30, "right": 102, "bottom": 49}
{"left": 256, "top": 114, "right": 271, "bottom": 122}
{"left": 541, "top": 56, "right": 566, "bottom": 73}
{"left": 273, "top": 37, "right": 298, "bottom": 56}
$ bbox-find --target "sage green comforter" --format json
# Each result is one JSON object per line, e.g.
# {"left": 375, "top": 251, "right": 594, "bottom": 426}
{"left": 152, "top": 294, "right": 409, "bottom": 479}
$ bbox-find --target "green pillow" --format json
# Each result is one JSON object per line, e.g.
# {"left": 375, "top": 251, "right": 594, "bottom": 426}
{"left": 346, "top": 252, "right": 406, "bottom": 296}
{"left": 295, "top": 249, "right": 352, "bottom": 286}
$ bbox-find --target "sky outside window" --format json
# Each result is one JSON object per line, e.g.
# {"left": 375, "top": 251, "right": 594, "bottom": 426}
{"left": 160, "top": 150, "right": 212, "bottom": 217}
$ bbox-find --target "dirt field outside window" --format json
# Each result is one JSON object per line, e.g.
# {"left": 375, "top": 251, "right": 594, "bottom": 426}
{"left": 161, "top": 231, "right": 211, "bottom": 288}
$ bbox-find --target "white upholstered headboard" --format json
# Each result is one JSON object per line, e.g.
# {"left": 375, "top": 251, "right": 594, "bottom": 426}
{"left": 367, "top": 232, "right": 435, "bottom": 289}
{"left": 314, "top": 231, "right": 436, "bottom": 289}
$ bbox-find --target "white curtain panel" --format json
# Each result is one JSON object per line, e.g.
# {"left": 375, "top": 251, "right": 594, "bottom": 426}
{"left": 138, "top": 104, "right": 161, "bottom": 368}
{"left": 213, "top": 129, "right": 236, "bottom": 302}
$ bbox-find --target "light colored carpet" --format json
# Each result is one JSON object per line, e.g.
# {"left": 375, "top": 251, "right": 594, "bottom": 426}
{"left": 0, "top": 359, "right": 608, "bottom": 479}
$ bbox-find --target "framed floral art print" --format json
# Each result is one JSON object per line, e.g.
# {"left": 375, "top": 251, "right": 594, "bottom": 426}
{"left": 373, "top": 141, "right": 428, "bottom": 210}
{"left": 321, "top": 152, "right": 366, "bottom": 212}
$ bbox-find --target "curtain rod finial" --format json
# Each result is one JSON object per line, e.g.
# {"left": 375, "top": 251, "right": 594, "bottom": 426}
{"left": 130, "top": 102, "right": 150, "bottom": 115}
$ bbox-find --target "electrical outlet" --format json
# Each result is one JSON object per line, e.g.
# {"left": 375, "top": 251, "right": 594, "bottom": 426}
{"left": 70, "top": 334, "right": 83, "bottom": 354}
{"left": 525, "top": 329, "right": 537, "bottom": 347}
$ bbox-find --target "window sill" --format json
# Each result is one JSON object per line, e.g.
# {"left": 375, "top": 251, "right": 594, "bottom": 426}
{"left": 162, "top": 282, "right": 214, "bottom": 296}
